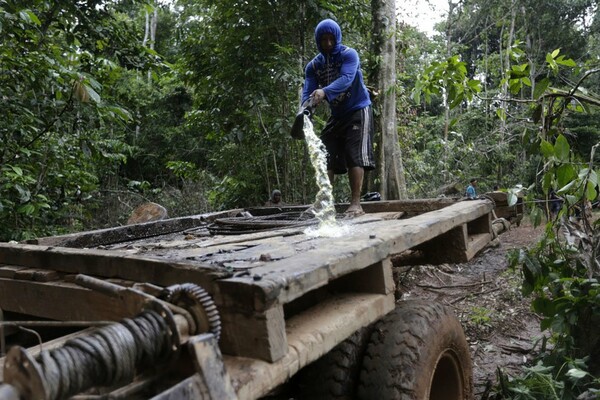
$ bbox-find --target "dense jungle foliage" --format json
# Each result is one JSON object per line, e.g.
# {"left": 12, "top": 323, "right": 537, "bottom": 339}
{"left": 2, "top": 0, "right": 599, "bottom": 239}
{"left": 3, "top": 1, "right": 600, "bottom": 396}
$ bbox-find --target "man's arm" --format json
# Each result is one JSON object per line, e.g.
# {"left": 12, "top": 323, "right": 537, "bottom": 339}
{"left": 301, "top": 61, "right": 318, "bottom": 104}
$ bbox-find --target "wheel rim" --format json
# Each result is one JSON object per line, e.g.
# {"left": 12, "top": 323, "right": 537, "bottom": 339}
{"left": 429, "top": 350, "right": 464, "bottom": 400}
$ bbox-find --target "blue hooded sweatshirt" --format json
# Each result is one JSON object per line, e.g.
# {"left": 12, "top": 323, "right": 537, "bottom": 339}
{"left": 301, "top": 19, "right": 371, "bottom": 119}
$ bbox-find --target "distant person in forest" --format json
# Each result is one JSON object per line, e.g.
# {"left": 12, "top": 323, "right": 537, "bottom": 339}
{"left": 466, "top": 179, "right": 478, "bottom": 199}
{"left": 549, "top": 189, "right": 563, "bottom": 219}
{"left": 301, "top": 18, "right": 374, "bottom": 217}
{"left": 265, "top": 189, "right": 284, "bottom": 206}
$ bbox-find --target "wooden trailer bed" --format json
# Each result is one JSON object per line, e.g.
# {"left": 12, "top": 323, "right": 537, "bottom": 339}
{"left": 0, "top": 199, "right": 493, "bottom": 399}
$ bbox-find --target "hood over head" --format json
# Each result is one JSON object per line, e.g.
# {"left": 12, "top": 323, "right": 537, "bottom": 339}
{"left": 315, "top": 19, "right": 342, "bottom": 55}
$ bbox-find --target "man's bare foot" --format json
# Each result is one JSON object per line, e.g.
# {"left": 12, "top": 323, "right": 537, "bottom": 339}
{"left": 344, "top": 204, "right": 365, "bottom": 217}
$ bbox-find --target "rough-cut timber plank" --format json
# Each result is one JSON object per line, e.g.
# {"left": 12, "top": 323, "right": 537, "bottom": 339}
{"left": 0, "top": 200, "right": 492, "bottom": 362}
{"left": 466, "top": 233, "right": 493, "bottom": 261}
{"left": 331, "top": 258, "right": 395, "bottom": 296}
{"left": 0, "top": 244, "right": 227, "bottom": 291}
{"left": 26, "top": 209, "right": 243, "bottom": 248}
{"left": 13, "top": 268, "right": 60, "bottom": 282}
{"left": 0, "top": 266, "right": 26, "bottom": 279}
{"left": 246, "top": 198, "right": 456, "bottom": 217}
{"left": 418, "top": 225, "right": 467, "bottom": 264}
{"left": 219, "top": 305, "right": 287, "bottom": 363}
{"left": 226, "top": 292, "right": 395, "bottom": 400}
{"left": 219, "top": 200, "right": 493, "bottom": 311}
{"left": 187, "top": 334, "right": 237, "bottom": 400}
{"left": 0, "top": 279, "right": 141, "bottom": 322}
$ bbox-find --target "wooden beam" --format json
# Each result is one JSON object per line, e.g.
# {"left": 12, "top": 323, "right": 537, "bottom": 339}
{"left": 225, "top": 292, "right": 395, "bottom": 400}
{"left": 0, "top": 279, "right": 139, "bottom": 322}
{"left": 219, "top": 305, "right": 287, "bottom": 362}
{"left": 27, "top": 209, "right": 243, "bottom": 248}
{"left": 220, "top": 200, "right": 493, "bottom": 310}
{"left": 0, "top": 244, "right": 225, "bottom": 291}
{"left": 331, "top": 258, "right": 395, "bottom": 295}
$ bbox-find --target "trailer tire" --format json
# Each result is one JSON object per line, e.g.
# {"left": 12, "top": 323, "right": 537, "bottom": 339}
{"left": 357, "top": 300, "right": 472, "bottom": 400}
{"left": 295, "top": 327, "right": 371, "bottom": 399}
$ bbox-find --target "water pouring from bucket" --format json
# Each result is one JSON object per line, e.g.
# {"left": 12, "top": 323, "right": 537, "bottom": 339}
{"left": 296, "top": 113, "right": 350, "bottom": 238}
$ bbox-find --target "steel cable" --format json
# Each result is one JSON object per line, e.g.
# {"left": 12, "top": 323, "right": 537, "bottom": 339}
{"left": 35, "top": 309, "right": 172, "bottom": 400}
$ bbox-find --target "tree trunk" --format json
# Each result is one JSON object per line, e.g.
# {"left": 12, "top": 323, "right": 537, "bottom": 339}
{"left": 371, "top": 0, "right": 407, "bottom": 200}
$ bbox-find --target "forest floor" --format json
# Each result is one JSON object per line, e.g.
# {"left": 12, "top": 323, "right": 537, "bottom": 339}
{"left": 393, "top": 219, "right": 546, "bottom": 398}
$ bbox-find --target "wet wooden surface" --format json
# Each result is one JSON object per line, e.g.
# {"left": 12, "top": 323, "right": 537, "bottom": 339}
{"left": 0, "top": 199, "right": 494, "bottom": 397}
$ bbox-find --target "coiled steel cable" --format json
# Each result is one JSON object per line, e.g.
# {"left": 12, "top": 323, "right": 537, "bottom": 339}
{"left": 34, "top": 309, "right": 172, "bottom": 400}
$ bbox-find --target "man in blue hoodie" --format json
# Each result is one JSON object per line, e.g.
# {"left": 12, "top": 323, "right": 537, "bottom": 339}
{"left": 302, "top": 19, "right": 374, "bottom": 216}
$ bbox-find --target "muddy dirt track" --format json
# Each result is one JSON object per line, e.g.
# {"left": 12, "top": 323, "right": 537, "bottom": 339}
{"left": 394, "top": 221, "right": 545, "bottom": 398}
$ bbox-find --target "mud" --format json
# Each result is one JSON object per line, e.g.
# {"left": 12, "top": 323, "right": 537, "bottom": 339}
{"left": 394, "top": 221, "right": 545, "bottom": 398}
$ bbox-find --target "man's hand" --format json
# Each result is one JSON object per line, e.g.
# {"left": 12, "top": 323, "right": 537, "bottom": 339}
{"left": 310, "top": 89, "right": 326, "bottom": 105}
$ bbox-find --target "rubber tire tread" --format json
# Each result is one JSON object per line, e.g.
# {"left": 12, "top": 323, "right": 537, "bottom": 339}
{"left": 357, "top": 300, "right": 473, "bottom": 400}
{"left": 295, "top": 327, "right": 371, "bottom": 399}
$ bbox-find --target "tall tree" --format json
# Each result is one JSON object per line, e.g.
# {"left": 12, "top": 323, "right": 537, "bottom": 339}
{"left": 0, "top": 0, "right": 156, "bottom": 239}
{"left": 371, "top": 0, "right": 407, "bottom": 199}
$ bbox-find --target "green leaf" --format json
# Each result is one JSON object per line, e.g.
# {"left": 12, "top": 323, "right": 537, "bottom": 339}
{"left": 540, "top": 140, "right": 554, "bottom": 158}
{"left": 533, "top": 78, "right": 550, "bottom": 99}
{"left": 496, "top": 108, "right": 506, "bottom": 121}
{"left": 556, "top": 56, "right": 576, "bottom": 67}
{"left": 556, "top": 164, "right": 576, "bottom": 188}
{"left": 17, "top": 204, "right": 36, "bottom": 216}
{"left": 557, "top": 181, "right": 576, "bottom": 194}
{"left": 554, "top": 134, "right": 570, "bottom": 161}
{"left": 532, "top": 297, "right": 555, "bottom": 316}
{"left": 523, "top": 255, "right": 542, "bottom": 286}
{"left": 84, "top": 84, "right": 101, "bottom": 103}
{"left": 19, "top": 10, "right": 41, "bottom": 26}
{"left": 551, "top": 49, "right": 560, "bottom": 58}
{"left": 543, "top": 172, "right": 553, "bottom": 193}
{"left": 531, "top": 207, "right": 543, "bottom": 227}
{"left": 586, "top": 181, "right": 597, "bottom": 201}
{"left": 566, "top": 368, "right": 588, "bottom": 379}
{"left": 15, "top": 185, "right": 31, "bottom": 203}
{"left": 10, "top": 166, "right": 23, "bottom": 176}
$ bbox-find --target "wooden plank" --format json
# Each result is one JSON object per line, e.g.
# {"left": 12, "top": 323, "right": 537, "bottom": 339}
{"left": 0, "top": 201, "right": 491, "bottom": 362}
{"left": 0, "top": 243, "right": 226, "bottom": 292}
{"left": 219, "top": 305, "right": 286, "bottom": 362}
{"left": 246, "top": 198, "right": 455, "bottom": 217}
{"left": 225, "top": 292, "right": 395, "bottom": 400}
{"left": 13, "top": 268, "right": 59, "bottom": 282}
{"left": 358, "top": 198, "right": 456, "bottom": 214}
{"left": 0, "top": 266, "right": 26, "bottom": 279}
{"left": 219, "top": 200, "right": 493, "bottom": 311}
{"left": 149, "top": 373, "right": 212, "bottom": 400}
{"left": 187, "top": 335, "right": 237, "bottom": 400}
{"left": 26, "top": 209, "right": 243, "bottom": 248}
{"left": 0, "top": 279, "right": 141, "bottom": 322}
{"left": 331, "top": 258, "right": 394, "bottom": 296}
{"left": 418, "top": 225, "right": 468, "bottom": 264}
{"left": 466, "top": 233, "right": 493, "bottom": 261}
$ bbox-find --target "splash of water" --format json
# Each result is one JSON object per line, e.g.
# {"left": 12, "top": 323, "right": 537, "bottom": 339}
{"left": 302, "top": 115, "right": 350, "bottom": 237}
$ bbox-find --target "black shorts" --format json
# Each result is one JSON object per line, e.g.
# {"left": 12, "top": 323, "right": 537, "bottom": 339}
{"left": 321, "top": 106, "right": 375, "bottom": 174}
